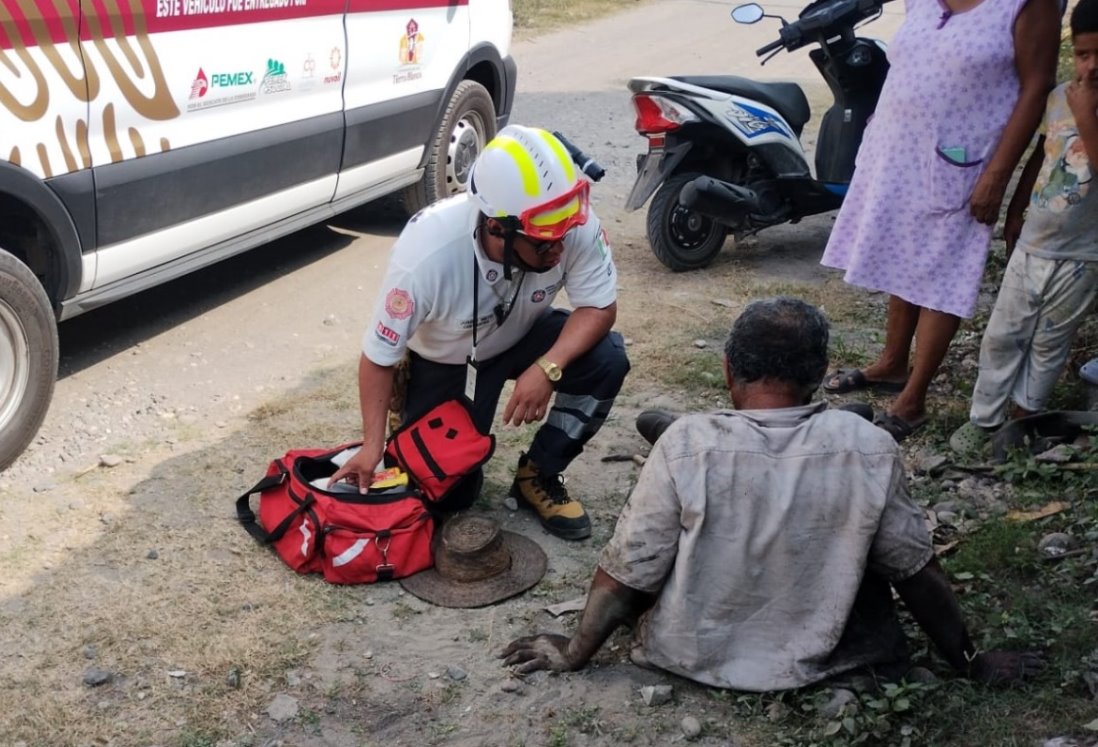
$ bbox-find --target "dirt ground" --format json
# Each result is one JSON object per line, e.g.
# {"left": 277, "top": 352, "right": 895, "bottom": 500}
{"left": 0, "top": 3, "right": 989, "bottom": 746}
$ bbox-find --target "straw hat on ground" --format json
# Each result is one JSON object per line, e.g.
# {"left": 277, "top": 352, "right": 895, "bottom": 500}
{"left": 399, "top": 514, "right": 547, "bottom": 608}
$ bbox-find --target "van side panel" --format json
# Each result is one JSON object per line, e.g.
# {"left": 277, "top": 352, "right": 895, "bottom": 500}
{"left": 80, "top": 0, "right": 347, "bottom": 285}
{"left": 337, "top": 0, "right": 470, "bottom": 192}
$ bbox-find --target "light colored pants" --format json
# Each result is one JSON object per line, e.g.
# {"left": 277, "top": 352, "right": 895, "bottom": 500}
{"left": 970, "top": 250, "right": 1098, "bottom": 428}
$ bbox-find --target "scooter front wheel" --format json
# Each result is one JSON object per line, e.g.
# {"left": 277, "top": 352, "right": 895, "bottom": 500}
{"left": 647, "top": 172, "right": 728, "bottom": 272}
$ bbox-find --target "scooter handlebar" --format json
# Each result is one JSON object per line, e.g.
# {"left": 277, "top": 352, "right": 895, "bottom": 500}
{"left": 755, "top": 37, "right": 785, "bottom": 56}
{"left": 754, "top": 0, "right": 880, "bottom": 57}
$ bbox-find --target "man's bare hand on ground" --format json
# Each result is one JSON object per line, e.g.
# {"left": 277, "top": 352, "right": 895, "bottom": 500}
{"left": 499, "top": 634, "right": 578, "bottom": 673}
{"left": 969, "top": 651, "right": 1046, "bottom": 686}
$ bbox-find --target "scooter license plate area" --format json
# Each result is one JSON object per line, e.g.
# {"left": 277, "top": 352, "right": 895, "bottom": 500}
{"left": 625, "top": 150, "right": 666, "bottom": 211}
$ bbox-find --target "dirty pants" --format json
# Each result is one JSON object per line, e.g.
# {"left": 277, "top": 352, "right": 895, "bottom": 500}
{"left": 403, "top": 308, "right": 630, "bottom": 512}
{"left": 970, "top": 251, "right": 1098, "bottom": 428}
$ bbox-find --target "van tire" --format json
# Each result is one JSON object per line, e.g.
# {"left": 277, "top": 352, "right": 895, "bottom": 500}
{"left": 403, "top": 80, "right": 497, "bottom": 214}
{"left": 0, "top": 249, "right": 57, "bottom": 471}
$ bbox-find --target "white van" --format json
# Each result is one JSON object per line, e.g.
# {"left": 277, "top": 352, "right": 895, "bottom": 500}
{"left": 0, "top": 0, "right": 516, "bottom": 469}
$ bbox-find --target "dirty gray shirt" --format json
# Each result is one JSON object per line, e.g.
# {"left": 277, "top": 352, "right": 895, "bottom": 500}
{"left": 599, "top": 403, "right": 933, "bottom": 692}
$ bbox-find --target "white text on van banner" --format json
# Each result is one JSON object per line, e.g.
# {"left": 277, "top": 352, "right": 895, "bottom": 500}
{"left": 156, "top": 0, "right": 306, "bottom": 19}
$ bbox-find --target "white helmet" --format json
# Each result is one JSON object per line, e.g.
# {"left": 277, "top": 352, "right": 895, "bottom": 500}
{"left": 469, "top": 125, "right": 590, "bottom": 241}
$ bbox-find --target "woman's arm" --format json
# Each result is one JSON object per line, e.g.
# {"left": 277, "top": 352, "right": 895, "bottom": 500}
{"left": 969, "top": 0, "right": 1060, "bottom": 225}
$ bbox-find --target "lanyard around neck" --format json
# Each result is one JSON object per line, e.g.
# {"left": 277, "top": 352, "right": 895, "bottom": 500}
{"left": 471, "top": 253, "right": 524, "bottom": 361}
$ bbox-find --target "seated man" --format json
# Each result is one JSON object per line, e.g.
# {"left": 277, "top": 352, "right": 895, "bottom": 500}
{"left": 501, "top": 297, "right": 1043, "bottom": 690}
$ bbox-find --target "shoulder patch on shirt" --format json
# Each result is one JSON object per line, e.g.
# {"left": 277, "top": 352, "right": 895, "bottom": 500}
{"left": 385, "top": 288, "right": 414, "bottom": 320}
{"left": 375, "top": 321, "right": 400, "bottom": 346}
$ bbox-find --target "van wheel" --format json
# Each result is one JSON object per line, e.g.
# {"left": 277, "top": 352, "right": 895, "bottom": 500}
{"left": 403, "top": 80, "right": 497, "bottom": 214}
{"left": 647, "top": 172, "right": 728, "bottom": 272}
{"left": 0, "top": 249, "right": 57, "bottom": 471}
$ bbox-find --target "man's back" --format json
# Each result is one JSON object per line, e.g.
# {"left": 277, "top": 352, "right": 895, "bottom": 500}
{"left": 599, "top": 403, "right": 933, "bottom": 691}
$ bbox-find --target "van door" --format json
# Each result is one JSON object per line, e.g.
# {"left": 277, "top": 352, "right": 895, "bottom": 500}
{"left": 336, "top": 0, "right": 471, "bottom": 200}
{"left": 83, "top": 0, "right": 348, "bottom": 290}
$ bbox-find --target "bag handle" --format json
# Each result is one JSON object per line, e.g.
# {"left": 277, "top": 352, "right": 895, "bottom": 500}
{"left": 235, "top": 464, "right": 315, "bottom": 544}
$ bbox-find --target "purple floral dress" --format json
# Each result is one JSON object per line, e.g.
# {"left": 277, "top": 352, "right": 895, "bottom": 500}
{"left": 820, "top": 0, "right": 1029, "bottom": 318}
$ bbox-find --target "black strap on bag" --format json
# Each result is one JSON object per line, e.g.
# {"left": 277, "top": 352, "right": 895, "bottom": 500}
{"left": 234, "top": 466, "right": 315, "bottom": 545}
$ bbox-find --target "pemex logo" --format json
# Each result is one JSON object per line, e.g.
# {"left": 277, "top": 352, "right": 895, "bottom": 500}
{"left": 189, "top": 69, "right": 209, "bottom": 100}
{"left": 261, "top": 58, "right": 291, "bottom": 95}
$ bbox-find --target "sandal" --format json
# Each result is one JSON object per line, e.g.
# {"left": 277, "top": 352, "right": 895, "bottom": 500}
{"left": 949, "top": 421, "right": 995, "bottom": 458}
{"left": 823, "top": 368, "right": 908, "bottom": 394}
{"left": 875, "top": 412, "right": 928, "bottom": 443}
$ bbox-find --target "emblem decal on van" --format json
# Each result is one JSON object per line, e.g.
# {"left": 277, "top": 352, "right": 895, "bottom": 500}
{"left": 186, "top": 68, "right": 257, "bottom": 111}
{"left": 394, "top": 19, "right": 424, "bottom": 84}
{"left": 261, "top": 58, "right": 291, "bottom": 94}
{"left": 325, "top": 47, "right": 343, "bottom": 85}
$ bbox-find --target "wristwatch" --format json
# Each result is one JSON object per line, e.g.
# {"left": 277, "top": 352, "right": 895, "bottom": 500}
{"left": 536, "top": 357, "right": 563, "bottom": 382}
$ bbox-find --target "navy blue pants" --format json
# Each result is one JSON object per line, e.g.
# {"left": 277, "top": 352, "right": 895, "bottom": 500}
{"left": 403, "top": 309, "right": 630, "bottom": 511}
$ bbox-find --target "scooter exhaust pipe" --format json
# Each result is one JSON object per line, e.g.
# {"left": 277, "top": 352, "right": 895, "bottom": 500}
{"left": 679, "top": 176, "right": 762, "bottom": 223}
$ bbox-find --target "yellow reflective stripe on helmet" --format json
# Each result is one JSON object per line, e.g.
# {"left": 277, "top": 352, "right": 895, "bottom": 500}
{"left": 485, "top": 136, "right": 540, "bottom": 197}
{"left": 538, "top": 129, "right": 576, "bottom": 182}
{"left": 528, "top": 197, "right": 580, "bottom": 226}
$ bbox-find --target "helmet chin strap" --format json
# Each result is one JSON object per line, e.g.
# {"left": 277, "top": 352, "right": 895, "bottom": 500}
{"left": 499, "top": 217, "right": 533, "bottom": 280}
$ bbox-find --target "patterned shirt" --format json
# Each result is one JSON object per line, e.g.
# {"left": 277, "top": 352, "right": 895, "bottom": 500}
{"left": 599, "top": 403, "right": 934, "bottom": 692}
{"left": 1019, "top": 83, "right": 1098, "bottom": 262}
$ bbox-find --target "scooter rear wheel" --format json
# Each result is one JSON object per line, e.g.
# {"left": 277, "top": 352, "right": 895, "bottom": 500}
{"left": 647, "top": 172, "right": 728, "bottom": 272}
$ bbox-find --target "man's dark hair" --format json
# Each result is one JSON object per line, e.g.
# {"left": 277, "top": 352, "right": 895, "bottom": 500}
{"left": 724, "top": 297, "right": 829, "bottom": 392}
{"left": 1073, "top": 0, "right": 1098, "bottom": 37}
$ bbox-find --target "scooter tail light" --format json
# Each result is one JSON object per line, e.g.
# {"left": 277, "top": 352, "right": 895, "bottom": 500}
{"left": 632, "top": 93, "right": 697, "bottom": 135}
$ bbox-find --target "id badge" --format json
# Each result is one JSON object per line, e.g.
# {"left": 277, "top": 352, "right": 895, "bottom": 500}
{"left": 464, "top": 357, "right": 479, "bottom": 403}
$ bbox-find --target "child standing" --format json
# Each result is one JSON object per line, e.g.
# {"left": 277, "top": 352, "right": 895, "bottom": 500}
{"left": 951, "top": 0, "right": 1098, "bottom": 456}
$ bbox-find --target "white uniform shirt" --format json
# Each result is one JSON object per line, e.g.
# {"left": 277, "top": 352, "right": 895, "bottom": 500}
{"left": 599, "top": 403, "right": 934, "bottom": 692}
{"left": 363, "top": 194, "right": 618, "bottom": 366}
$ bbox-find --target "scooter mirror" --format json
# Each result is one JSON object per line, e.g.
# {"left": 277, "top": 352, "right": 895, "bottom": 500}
{"left": 731, "top": 3, "right": 764, "bottom": 24}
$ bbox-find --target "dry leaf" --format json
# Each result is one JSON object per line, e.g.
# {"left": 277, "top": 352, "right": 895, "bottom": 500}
{"left": 934, "top": 541, "right": 959, "bottom": 556}
{"left": 1006, "top": 501, "right": 1069, "bottom": 523}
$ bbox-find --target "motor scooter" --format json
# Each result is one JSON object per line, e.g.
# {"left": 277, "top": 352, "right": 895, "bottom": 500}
{"left": 624, "top": 0, "right": 890, "bottom": 271}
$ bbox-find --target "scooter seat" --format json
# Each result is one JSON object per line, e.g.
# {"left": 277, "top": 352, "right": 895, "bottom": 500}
{"left": 670, "top": 76, "right": 811, "bottom": 136}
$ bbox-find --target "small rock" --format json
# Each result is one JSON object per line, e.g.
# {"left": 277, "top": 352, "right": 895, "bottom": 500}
{"left": 819, "top": 688, "right": 858, "bottom": 719}
{"left": 226, "top": 668, "right": 241, "bottom": 689}
{"left": 936, "top": 510, "right": 958, "bottom": 526}
{"left": 906, "top": 666, "right": 939, "bottom": 685}
{"left": 765, "top": 701, "right": 790, "bottom": 722}
{"left": 1039, "top": 532, "right": 1073, "bottom": 558}
{"left": 503, "top": 496, "right": 519, "bottom": 511}
{"left": 711, "top": 298, "right": 735, "bottom": 308}
{"left": 100, "top": 513, "right": 114, "bottom": 526}
{"left": 167, "top": 670, "right": 187, "bottom": 678}
{"left": 32, "top": 482, "right": 56, "bottom": 493}
{"left": 215, "top": 421, "right": 228, "bottom": 429}
{"left": 82, "top": 645, "right": 98, "bottom": 660}
{"left": 446, "top": 666, "right": 467, "bottom": 681}
{"left": 640, "top": 684, "right": 673, "bottom": 706}
{"left": 146, "top": 549, "right": 159, "bottom": 560}
{"left": 1036, "top": 444, "right": 1076, "bottom": 464}
{"left": 83, "top": 667, "right": 112, "bottom": 687}
{"left": 500, "top": 679, "right": 523, "bottom": 694}
{"left": 681, "top": 716, "right": 702, "bottom": 740}
{"left": 693, "top": 339, "right": 708, "bottom": 349}
{"left": 266, "top": 694, "right": 299, "bottom": 723}
{"left": 99, "top": 454, "right": 123, "bottom": 468}
{"left": 427, "top": 671, "right": 441, "bottom": 679}
{"left": 915, "top": 454, "right": 949, "bottom": 476}
{"left": 623, "top": 337, "right": 634, "bottom": 346}
{"left": 364, "top": 650, "right": 374, "bottom": 659}
{"left": 933, "top": 500, "right": 962, "bottom": 515}
{"left": 322, "top": 314, "right": 338, "bottom": 326}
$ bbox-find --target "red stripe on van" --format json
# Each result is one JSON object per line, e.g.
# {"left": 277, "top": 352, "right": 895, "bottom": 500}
{"left": 0, "top": 0, "right": 467, "bottom": 49}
